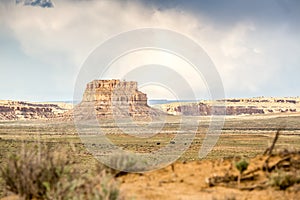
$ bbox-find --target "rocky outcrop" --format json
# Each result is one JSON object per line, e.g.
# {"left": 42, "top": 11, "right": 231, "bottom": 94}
{"left": 159, "top": 103, "right": 263, "bottom": 116}
{"left": 0, "top": 100, "right": 72, "bottom": 120}
{"left": 73, "top": 79, "right": 162, "bottom": 120}
{"left": 157, "top": 97, "right": 300, "bottom": 116}
{"left": 82, "top": 80, "right": 147, "bottom": 106}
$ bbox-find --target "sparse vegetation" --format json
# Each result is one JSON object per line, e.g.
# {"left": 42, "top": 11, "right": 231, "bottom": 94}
{"left": 269, "top": 170, "right": 300, "bottom": 190}
{"left": 106, "top": 153, "right": 150, "bottom": 177}
{"left": 45, "top": 170, "right": 121, "bottom": 200}
{"left": 0, "top": 144, "right": 122, "bottom": 200}
{"left": 1, "top": 115, "right": 300, "bottom": 199}
{"left": 235, "top": 159, "right": 249, "bottom": 174}
{"left": 235, "top": 158, "right": 249, "bottom": 187}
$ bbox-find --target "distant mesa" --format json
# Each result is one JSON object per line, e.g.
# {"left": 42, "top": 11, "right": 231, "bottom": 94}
{"left": 71, "top": 79, "right": 162, "bottom": 120}
{"left": 157, "top": 97, "right": 300, "bottom": 116}
{"left": 1, "top": 80, "right": 300, "bottom": 121}
{"left": 82, "top": 79, "right": 147, "bottom": 106}
{"left": 0, "top": 100, "right": 70, "bottom": 120}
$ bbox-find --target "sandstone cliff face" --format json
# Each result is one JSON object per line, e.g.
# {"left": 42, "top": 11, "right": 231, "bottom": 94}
{"left": 73, "top": 79, "right": 161, "bottom": 120}
{"left": 157, "top": 97, "right": 300, "bottom": 116}
{"left": 82, "top": 79, "right": 147, "bottom": 106}
{"left": 0, "top": 100, "right": 72, "bottom": 120}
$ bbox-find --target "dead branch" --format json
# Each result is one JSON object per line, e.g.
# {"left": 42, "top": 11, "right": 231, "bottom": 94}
{"left": 267, "top": 156, "right": 291, "bottom": 172}
{"left": 263, "top": 128, "right": 281, "bottom": 156}
{"left": 263, "top": 128, "right": 283, "bottom": 171}
{"left": 243, "top": 167, "right": 261, "bottom": 176}
{"left": 206, "top": 174, "right": 237, "bottom": 187}
{"left": 206, "top": 174, "right": 257, "bottom": 187}
{"left": 239, "top": 182, "right": 268, "bottom": 191}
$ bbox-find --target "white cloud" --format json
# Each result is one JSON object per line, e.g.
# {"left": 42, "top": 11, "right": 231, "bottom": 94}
{"left": 102, "top": 50, "right": 209, "bottom": 100}
{"left": 0, "top": 0, "right": 299, "bottom": 100}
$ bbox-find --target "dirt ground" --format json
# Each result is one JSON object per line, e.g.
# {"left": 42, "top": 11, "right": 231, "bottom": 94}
{"left": 119, "top": 153, "right": 300, "bottom": 200}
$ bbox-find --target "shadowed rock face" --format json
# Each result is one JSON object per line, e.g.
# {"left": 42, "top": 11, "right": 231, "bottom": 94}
{"left": 73, "top": 80, "right": 161, "bottom": 120}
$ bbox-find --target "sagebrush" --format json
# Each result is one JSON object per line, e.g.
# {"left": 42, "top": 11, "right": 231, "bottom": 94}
{"left": 0, "top": 143, "right": 122, "bottom": 200}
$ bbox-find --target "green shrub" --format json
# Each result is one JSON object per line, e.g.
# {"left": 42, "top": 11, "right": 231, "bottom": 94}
{"left": 235, "top": 159, "right": 249, "bottom": 174}
{"left": 235, "top": 158, "right": 249, "bottom": 188}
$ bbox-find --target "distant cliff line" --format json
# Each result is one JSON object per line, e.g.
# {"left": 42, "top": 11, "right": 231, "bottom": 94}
{"left": 1, "top": 96, "right": 300, "bottom": 120}
{"left": 0, "top": 100, "right": 72, "bottom": 120}
{"left": 156, "top": 97, "right": 300, "bottom": 116}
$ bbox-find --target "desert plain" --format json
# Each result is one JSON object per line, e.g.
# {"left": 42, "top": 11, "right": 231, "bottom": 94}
{"left": 0, "top": 110, "right": 300, "bottom": 199}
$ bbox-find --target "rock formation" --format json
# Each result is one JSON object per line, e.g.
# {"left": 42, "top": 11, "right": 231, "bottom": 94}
{"left": 0, "top": 100, "right": 72, "bottom": 120}
{"left": 157, "top": 97, "right": 300, "bottom": 116}
{"left": 82, "top": 80, "right": 147, "bottom": 106}
{"left": 1, "top": 86, "right": 300, "bottom": 120}
{"left": 73, "top": 79, "right": 161, "bottom": 120}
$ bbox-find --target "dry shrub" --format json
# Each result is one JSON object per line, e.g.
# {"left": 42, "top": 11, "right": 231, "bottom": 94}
{"left": 269, "top": 170, "right": 300, "bottom": 190}
{"left": 106, "top": 153, "right": 150, "bottom": 177}
{"left": 46, "top": 170, "right": 120, "bottom": 200}
{"left": 0, "top": 143, "right": 122, "bottom": 200}
{"left": 0, "top": 144, "right": 67, "bottom": 199}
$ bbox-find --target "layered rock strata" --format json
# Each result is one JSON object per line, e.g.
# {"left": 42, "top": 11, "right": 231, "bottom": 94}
{"left": 73, "top": 79, "right": 161, "bottom": 120}
{"left": 0, "top": 100, "right": 72, "bottom": 120}
{"left": 157, "top": 97, "right": 300, "bottom": 116}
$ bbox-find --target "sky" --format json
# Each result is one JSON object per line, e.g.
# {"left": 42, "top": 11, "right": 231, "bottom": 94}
{"left": 0, "top": 0, "right": 300, "bottom": 102}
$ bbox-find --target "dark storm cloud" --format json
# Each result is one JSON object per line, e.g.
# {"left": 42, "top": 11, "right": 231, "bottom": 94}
{"left": 143, "top": 0, "right": 300, "bottom": 28}
{"left": 16, "top": 0, "right": 54, "bottom": 8}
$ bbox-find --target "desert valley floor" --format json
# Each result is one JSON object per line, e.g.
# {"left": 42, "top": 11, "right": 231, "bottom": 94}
{"left": 1, "top": 113, "right": 300, "bottom": 199}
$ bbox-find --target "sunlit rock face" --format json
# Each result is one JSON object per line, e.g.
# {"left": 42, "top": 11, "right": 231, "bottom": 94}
{"left": 157, "top": 97, "right": 300, "bottom": 116}
{"left": 0, "top": 100, "right": 70, "bottom": 120}
{"left": 74, "top": 79, "right": 161, "bottom": 120}
{"left": 82, "top": 79, "right": 147, "bottom": 106}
